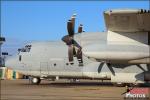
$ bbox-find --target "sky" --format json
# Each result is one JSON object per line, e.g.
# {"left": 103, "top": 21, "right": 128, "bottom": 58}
{"left": 1, "top": 0, "right": 149, "bottom": 54}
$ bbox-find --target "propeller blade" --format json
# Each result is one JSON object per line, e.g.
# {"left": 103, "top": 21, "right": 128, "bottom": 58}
{"left": 71, "top": 15, "right": 75, "bottom": 35}
{"left": 147, "top": 64, "right": 150, "bottom": 71}
{"left": 73, "top": 46, "right": 76, "bottom": 57}
{"left": 107, "top": 63, "right": 115, "bottom": 76}
{"left": 98, "top": 62, "right": 105, "bottom": 73}
{"left": 72, "top": 39, "right": 81, "bottom": 48}
{"left": 97, "top": 62, "right": 115, "bottom": 75}
{"left": 67, "top": 20, "right": 74, "bottom": 36}
{"left": 76, "top": 49, "right": 83, "bottom": 63}
{"left": 78, "top": 24, "right": 83, "bottom": 33}
{"left": 68, "top": 45, "right": 74, "bottom": 63}
{"left": 62, "top": 14, "right": 84, "bottom": 64}
{"left": 136, "top": 64, "right": 146, "bottom": 72}
{"left": 62, "top": 35, "right": 73, "bottom": 45}
{"left": 72, "top": 39, "right": 82, "bottom": 63}
{"left": 67, "top": 14, "right": 76, "bottom": 36}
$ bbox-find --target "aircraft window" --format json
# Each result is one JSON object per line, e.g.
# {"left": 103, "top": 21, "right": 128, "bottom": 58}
{"left": 54, "top": 63, "right": 56, "bottom": 66}
{"left": 18, "top": 45, "right": 32, "bottom": 53}
{"left": 19, "top": 55, "right": 22, "bottom": 61}
{"left": 66, "top": 63, "right": 69, "bottom": 66}
{"left": 18, "top": 48, "right": 21, "bottom": 52}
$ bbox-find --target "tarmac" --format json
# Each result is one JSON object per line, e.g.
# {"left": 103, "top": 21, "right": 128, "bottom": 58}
{"left": 0, "top": 79, "right": 131, "bottom": 100}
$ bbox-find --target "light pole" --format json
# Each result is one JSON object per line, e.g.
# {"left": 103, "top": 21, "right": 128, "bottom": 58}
{"left": 0, "top": 36, "right": 5, "bottom": 67}
{"left": 2, "top": 52, "right": 8, "bottom": 67}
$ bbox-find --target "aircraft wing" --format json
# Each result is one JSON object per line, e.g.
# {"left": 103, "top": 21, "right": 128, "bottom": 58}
{"left": 82, "top": 9, "right": 150, "bottom": 64}
{"left": 104, "top": 9, "right": 150, "bottom": 32}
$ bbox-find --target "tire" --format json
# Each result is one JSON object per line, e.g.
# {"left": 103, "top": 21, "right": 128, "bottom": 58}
{"left": 31, "top": 77, "right": 41, "bottom": 85}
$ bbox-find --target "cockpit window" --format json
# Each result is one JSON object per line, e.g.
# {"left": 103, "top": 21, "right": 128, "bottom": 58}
{"left": 19, "top": 55, "right": 22, "bottom": 61}
{"left": 18, "top": 45, "right": 32, "bottom": 53}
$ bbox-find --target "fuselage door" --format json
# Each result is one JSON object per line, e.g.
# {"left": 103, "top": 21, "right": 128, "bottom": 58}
{"left": 40, "top": 62, "right": 48, "bottom": 76}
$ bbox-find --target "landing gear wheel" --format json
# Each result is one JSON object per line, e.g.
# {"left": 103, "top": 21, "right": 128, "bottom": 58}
{"left": 30, "top": 77, "right": 41, "bottom": 85}
{"left": 69, "top": 79, "right": 80, "bottom": 83}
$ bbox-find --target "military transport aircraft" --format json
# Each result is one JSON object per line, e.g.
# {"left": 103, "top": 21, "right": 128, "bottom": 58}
{"left": 5, "top": 9, "right": 150, "bottom": 85}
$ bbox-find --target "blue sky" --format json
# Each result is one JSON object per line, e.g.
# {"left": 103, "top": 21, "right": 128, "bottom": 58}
{"left": 1, "top": 0, "right": 149, "bottom": 55}
{"left": 1, "top": 1, "right": 149, "bottom": 41}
